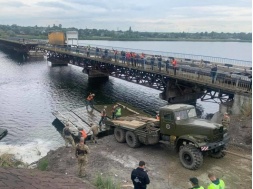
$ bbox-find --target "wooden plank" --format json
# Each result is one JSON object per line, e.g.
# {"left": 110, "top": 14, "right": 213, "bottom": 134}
{"left": 71, "top": 107, "right": 102, "bottom": 125}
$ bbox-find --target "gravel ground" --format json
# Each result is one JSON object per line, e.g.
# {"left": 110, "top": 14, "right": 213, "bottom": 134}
{"left": 38, "top": 131, "right": 252, "bottom": 189}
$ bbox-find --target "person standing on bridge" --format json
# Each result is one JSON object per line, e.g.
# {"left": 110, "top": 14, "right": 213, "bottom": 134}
{"left": 126, "top": 52, "right": 131, "bottom": 66}
{"left": 99, "top": 106, "right": 107, "bottom": 130}
{"left": 210, "top": 64, "right": 217, "bottom": 83}
{"left": 172, "top": 58, "right": 177, "bottom": 75}
{"left": 75, "top": 137, "right": 90, "bottom": 177}
{"left": 150, "top": 55, "right": 155, "bottom": 70}
{"left": 113, "top": 48, "right": 118, "bottom": 62}
{"left": 157, "top": 55, "right": 162, "bottom": 72}
{"left": 121, "top": 50, "right": 126, "bottom": 64}
{"left": 207, "top": 173, "right": 225, "bottom": 189}
{"left": 165, "top": 59, "right": 170, "bottom": 72}
{"left": 95, "top": 47, "right": 99, "bottom": 58}
{"left": 86, "top": 46, "right": 90, "bottom": 57}
{"left": 222, "top": 112, "right": 230, "bottom": 130}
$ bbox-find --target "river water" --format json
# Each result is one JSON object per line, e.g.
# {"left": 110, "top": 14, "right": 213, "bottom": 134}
{"left": 0, "top": 41, "right": 251, "bottom": 163}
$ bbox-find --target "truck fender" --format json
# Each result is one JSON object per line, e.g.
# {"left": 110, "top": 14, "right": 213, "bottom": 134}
{"left": 175, "top": 135, "right": 205, "bottom": 151}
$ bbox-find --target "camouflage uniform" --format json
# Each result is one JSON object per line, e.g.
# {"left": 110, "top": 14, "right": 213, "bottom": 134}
{"left": 87, "top": 124, "right": 99, "bottom": 143}
{"left": 63, "top": 126, "right": 75, "bottom": 148}
{"left": 222, "top": 114, "right": 230, "bottom": 129}
{"left": 75, "top": 143, "right": 90, "bottom": 177}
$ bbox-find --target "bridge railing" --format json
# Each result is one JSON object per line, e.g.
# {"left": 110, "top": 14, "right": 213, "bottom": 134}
{"left": 40, "top": 44, "right": 252, "bottom": 93}
{"left": 74, "top": 43, "right": 252, "bottom": 68}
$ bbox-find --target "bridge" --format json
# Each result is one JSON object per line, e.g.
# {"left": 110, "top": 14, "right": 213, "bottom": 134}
{"left": 39, "top": 44, "right": 251, "bottom": 104}
{"left": 0, "top": 38, "right": 251, "bottom": 106}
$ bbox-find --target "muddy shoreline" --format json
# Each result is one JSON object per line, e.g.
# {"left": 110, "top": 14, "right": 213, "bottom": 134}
{"left": 36, "top": 113, "right": 252, "bottom": 189}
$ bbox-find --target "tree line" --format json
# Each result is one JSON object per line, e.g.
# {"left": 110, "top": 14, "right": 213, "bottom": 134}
{"left": 0, "top": 24, "right": 251, "bottom": 42}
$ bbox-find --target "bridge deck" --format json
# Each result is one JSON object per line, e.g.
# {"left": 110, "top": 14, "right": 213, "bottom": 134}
{"left": 40, "top": 45, "right": 251, "bottom": 95}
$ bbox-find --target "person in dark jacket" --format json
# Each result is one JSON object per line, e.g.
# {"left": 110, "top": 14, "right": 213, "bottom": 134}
{"left": 210, "top": 64, "right": 217, "bottom": 83}
{"left": 131, "top": 161, "right": 150, "bottom": 189}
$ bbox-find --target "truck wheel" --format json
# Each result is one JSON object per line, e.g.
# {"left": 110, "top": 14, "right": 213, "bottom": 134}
{"left": 209, "top": 149, "right": 226, "bottom": 159}
{"left": 126, "top": 131, "right": 140, "bottom": 148}
{"left": 114, "top": 128, "right": 126, "bottom": 143}
{"left": 179, "top": 145, "right": 203, "bottom": 170}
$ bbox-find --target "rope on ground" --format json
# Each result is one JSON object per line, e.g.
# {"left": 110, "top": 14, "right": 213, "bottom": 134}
{"left": 223, "top": 150, "right": 252, "bottom": 161}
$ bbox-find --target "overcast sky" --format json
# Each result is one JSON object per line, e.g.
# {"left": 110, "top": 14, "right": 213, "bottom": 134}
{"left": 0, "top": 0, "right": 252, "bottom": 32}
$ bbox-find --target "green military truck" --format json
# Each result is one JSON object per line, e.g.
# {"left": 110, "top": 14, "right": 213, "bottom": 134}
{"left": 105, "top": 104, "right": 229, "bottom": 170}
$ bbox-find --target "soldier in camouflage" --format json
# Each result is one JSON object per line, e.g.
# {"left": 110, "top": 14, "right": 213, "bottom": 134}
{"left": 87, "top": 122, "right": 99, "bottom": 143}
{"left": 75, "top": 137, "right": 90, "bottom": 177}
{"left": 63, "top": 122, "right": 75, "bottom": 148}
{"left": 222, "top": 112, "right": 230, "bottom": 129}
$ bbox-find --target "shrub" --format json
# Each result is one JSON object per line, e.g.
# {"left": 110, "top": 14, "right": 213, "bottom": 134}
{"left": 241, "top": 99, "right": 252, "bottom": 117}
{"left": 0, "top": 153, "right": 26, "bottom": 168}
{"left": 95, "top": 174, "right": 121, "bottom": 189}
{"left": 37, "top": 159, "right": 48, "bottom": 171}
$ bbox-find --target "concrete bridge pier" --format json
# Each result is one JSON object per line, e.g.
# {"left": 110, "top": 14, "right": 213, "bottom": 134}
{"left": 82, "top": 68, "right": 109, "bottom": 80}
{"left": 160, "top": 80, "right": 204, "bottom": 104}
{"left": 220, "top": 94, "right": 251, "bottom": 115}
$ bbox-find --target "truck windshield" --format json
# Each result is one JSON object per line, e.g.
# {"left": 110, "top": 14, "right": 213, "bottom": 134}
{"left": 175, "top": 108, "right": 197, "bottom": 120}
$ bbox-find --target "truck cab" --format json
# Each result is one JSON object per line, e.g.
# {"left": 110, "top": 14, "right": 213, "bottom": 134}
{"left": 159, "top": 104, "right": 229, "bottom": 169}
{"left": 159, "top": 104, "right": 225, "bottom": 143}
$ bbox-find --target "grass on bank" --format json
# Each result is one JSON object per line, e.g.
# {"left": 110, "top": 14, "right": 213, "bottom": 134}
{"left": 37, "top": 159, "right": 48, "bottom": 171}
{"left": 0, "top": 153, "right": 26, "bottom": 168}
{"left": 95, "top": 174, "right": 121, "bottom": 189}
{"left": 241, "top": 99, "right": 252, "bottom": 117}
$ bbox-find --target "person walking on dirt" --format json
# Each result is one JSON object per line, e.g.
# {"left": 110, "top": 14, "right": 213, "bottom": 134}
{"left": 99, "top": 106, "right": 107, "bottom": 130}
{"left": 189, "top": 177, "right": 204, "bottom": 189}
{"left": 87, "top": 122, "right": 99, "bottom": 143}
{"left": 75, "top": 137, "right": 90, "bottom": 177}
{"left": 221, "top": 112, "right": 230, "bottom": 129}
{"left": 131, "top": 161, "right": 150, "bottom": 189}
{"left": 63, "top": 123, "right": 75, "bottom": 148}
{"left": 86, "top": 93, "right": 95, "bottom": 109}
{"left": 207, "top": 173, "right": 225, "bottom": 189}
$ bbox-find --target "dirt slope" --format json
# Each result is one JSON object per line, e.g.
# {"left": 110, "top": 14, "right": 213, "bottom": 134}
{"left": 38, "top": 133, "right": 252, "bottom": 189}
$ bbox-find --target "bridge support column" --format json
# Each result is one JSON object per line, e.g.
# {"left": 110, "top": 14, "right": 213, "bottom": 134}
{"left": 160, "top": 80, "right": 204, "bottom": 104}
{"left": 83, "top": 69, "right": 109, "bottom": 79}
{"left": 219, "top": 94, "right": 251, "bottom": 115}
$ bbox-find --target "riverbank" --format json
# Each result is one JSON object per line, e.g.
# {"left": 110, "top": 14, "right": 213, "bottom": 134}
{"left": 35, "top": 113, "right": 251, "bottom": 189}
{"left": 0, "top": 113, "right": 251, "bottom": 188}
{"left": 14, "top": 35, "right": 252, "bottom": 42}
